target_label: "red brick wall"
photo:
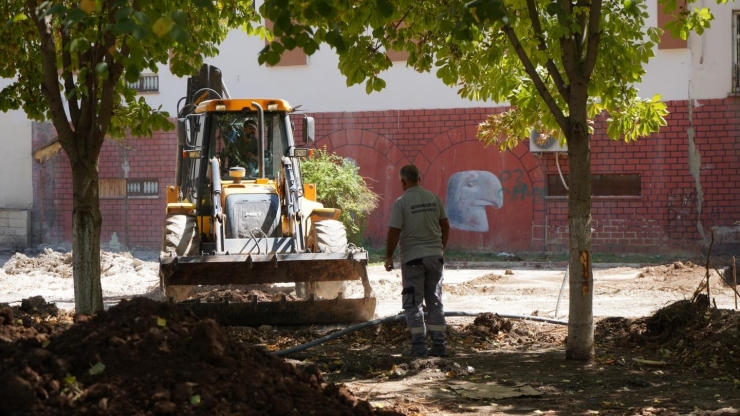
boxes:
[31,97,740,255]
[538,97,740,255]
[31,127,178,250]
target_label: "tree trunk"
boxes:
[71,155,104,314]
[565,115,595,362]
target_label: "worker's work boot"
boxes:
[402,332,428,358]
[428,330,449,357]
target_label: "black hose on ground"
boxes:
[271,312,567,357]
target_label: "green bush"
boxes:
[300,148,379,245]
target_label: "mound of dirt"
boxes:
[1,249,152,280]
[595,296,740,378]
[0,297,403,416]
[193,285,299,303]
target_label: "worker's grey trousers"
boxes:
[401,256,446,355]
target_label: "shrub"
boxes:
[300,148,379,245]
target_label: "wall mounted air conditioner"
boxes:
[529,129,568,153]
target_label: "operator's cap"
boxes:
[244,119,258,128]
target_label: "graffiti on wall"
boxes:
[665,189,699,241]
[665,188,718,239]
[446,171,504,232]
[499,169,546,201]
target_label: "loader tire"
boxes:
[296,220,349,299]
[160,214,199,302]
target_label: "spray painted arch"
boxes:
[313,126,546,251]
[314,129,410,245]
[412,125,546,252]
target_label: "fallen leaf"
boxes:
[89,362,106,376]
[64,374,77,385]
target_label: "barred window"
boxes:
[547,174,641,197]
[127,74,159,93]
[99,178,159,199]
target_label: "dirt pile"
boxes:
[193,285,299,303]
[1,249,152,280]
[0,297,403,416]
[595,295,740,379]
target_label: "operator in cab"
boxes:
[222,119,259,178]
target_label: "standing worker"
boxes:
[385,165,451,358]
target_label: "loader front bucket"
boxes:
[159,252,377,326]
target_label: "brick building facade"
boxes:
[30,97,740,255]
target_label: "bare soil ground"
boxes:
[1,249,739,415]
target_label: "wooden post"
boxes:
[733,256,737,311]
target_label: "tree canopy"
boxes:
[258,0,723,145]
[0,0,262,314]
[258,0,728,361]
[1,0,263,138]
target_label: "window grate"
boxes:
[127,74,159,93]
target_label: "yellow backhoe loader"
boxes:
[159,64,376,325]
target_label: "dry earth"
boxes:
[1,248,740,415]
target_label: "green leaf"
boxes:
[69,37,90,53]
[115,7,133,21]
[303,39,319,55]
[12,13,28,23]
[95,62,109,80]
[193,0,216,10]
[373,77,386,92]
[64,9,88,29]
[153,17,175,37]
[271,40,285,55]
[282,36,297,50]
[114,18,136,35]
[89,362,106,376]
[169,26,189,43]
[171,10,188,26]
[376,0,395,18]
[125,66,141,83]
[191,395,201,405]
[157,316,167,327]
[316,0,335,18]
[265,51,281,66]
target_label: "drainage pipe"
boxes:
[271,312,567,357]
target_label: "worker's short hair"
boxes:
[400,165,420,183]
[244,119,258,128]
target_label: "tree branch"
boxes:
[558,0,578,82]
[98,0,128,140]
[525,0,570,102]
[60,29,80,124]
[27,0,74,152]
[501,25,568,130]
[582,0,602,78]
[76,45,94,140]
[574,1,587,59]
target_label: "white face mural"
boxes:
[445,171,504,232]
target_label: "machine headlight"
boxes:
[293,148,314,157]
